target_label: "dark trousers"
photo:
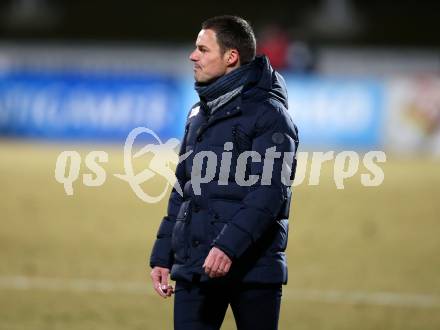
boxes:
[174,280,282,330]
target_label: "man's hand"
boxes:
[150,266,174,298]
[203,246,232,278]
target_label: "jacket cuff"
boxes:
[212,222,253,260]
[149,258,172,269]
[149,237,173,269]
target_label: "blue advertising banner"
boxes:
[0,71,188,141]
[0,70,384,149]
[284,75,384,149]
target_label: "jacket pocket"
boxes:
[269,219,289,253]
[171,201,191,262]
[207,199,243,244]
[232,124,252,153]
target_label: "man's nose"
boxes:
[189,50,198,62]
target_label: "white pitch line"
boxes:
[283,289,440,308]
[0,275,439,308]
[0,276,148,294]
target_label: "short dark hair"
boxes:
[202,15,256,65]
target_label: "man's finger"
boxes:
[156,283,167,297]
[213,264,227,277]
[217,259,230,277]
[207,256,218,276]
[151,268,168,298]
[203,251,214,274]
[209,252,225,277]
[160,270,170,298]
[153,276,166,297]
[166,285,174,297]
[203,249,214,268]
[223,261,232,273]
[209,255,223,277]
[150,269,160,287]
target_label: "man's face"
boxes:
[189,29,228,83]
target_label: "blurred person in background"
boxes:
[257,25,290,70]
[149,15,298,330]
[257,24,316,73]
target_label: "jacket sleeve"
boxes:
[212,103,299,260]
[149,124,189,269]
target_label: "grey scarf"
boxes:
[194,62,252,114]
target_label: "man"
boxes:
[150,15,299,330]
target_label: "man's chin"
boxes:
[194,75,219,85]
[194,75,207,84]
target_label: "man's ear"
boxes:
[225,49,240,67]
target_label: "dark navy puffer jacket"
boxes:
[149,56,299,284]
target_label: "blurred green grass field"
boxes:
[1,140,439,330]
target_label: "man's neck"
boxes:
[224,63,241,76]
